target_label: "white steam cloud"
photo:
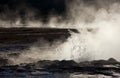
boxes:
[46,1,120,61]
[1,0,120,64]
[66,1,120,61]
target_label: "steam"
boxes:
[48,0,120,61]
[1,0,120,64]
[66,0,120,61]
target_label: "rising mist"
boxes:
[0,0,120,64]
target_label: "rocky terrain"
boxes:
[0,58,120,78]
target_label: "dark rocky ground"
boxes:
[0,58,120,77]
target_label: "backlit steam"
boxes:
[1,0,120,64]
[67,0,120,61]
[48,0,120,61]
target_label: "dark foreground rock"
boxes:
[0,58,120,77]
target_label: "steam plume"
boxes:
[1,0,120,64]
